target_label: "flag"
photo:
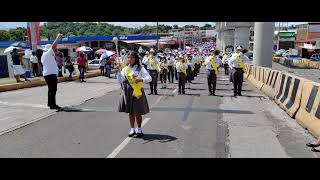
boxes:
[27,22,32,50]
[35,22,41,46]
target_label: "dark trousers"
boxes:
[78,66,85,80]
[174,67,178,80]
[229,68,233,82]
[148,70,158,94]
[44,74,58,107]
[160,71,167,83]
[224,64,229,75]
[106,64,112,77]
[194,63,200,76]
[58,65,63,77]
[232,68,244,95]
[167,66,174,83]
[178,72,186,93]
[206,70,217,94]
[32,63,39,77]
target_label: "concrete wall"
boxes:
[234,27,250,49]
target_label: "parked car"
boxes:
[88,59,101,70]
[310,53,320,61]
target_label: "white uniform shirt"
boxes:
[175,61,188,72]
[143,56,160,70]
[30,55,38,64]
[167,56,175,66]
[118,65,152,84]
[41,48,58,76]
[205,55,221,70]
[229,53,249,69]
[222,54,231,64]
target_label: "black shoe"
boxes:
[148,92,153,95]
[311,147,320,152]
[182,91,185,95]
[209,93,213,96]
[50,105,63,110]
[136,132,144,138]
[238,93,242,96]
[306,143,320,148]
[154,91,158,95]
[234,93,237,97]
[212,93,216,96]
[128,131,136,137]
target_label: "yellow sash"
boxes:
[177,62,187,76]
[118,57,124,69]
[209,56,219,76]
[235,56,247,73]
[160,62,169,73]
[150,57,160,72]
[124,66,143,98]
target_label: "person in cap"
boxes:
[118,51,152,137]
[176,55,188,95]
[142,48,160,95]
[185,51,195,89]
[41,34,64,110]
[205,49,221,96]
[167,51,175,83]
[159,54,168,89]
[229,48,249,96]
[142,51,149,70]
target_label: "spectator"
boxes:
[55,52,63,77]
[65,56,74,81]
[99,58,106,76]
[30,52,39,77]
[105,56,112,78]
[10,48,30,82]
[76,52,87,82]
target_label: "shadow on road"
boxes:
[58,107,113,112]
[138,134,178,144]
[151,107,254,114]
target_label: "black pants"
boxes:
[58,65,63,77]
[160,70,167,83]
[224,64,229,75]
[44,74,58,107]
[178,72,186,94]
[229,68,233,82]
[232,68,244,95]
[148,70,158,94]
[194,63,200,76]
[174,67,178,80]
[206,70,217,94]
[167,66,174,83]
[78,66,85,80]
[32,63,39,77]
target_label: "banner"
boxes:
[35,22,41,46]
[26,22,32,50]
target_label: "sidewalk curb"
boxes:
[0,70,102,92]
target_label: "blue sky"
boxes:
[0,22,307,30]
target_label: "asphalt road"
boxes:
[0,67,318,158]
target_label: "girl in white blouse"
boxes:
[118,51,152,137]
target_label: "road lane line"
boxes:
[106,86,178,158]
[107,117,151,158]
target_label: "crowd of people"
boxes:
[114,42,251,137]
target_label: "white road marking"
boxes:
[107,117,151,158]
[0,117,11,121]
[0,101,47,109]
[107,86,178,158]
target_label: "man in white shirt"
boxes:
[142,48,160,95]
[167,51,175,83]
[41,33,63,110]
[229,48,249,96]
[205,49,221,96]
[30,52,39,77]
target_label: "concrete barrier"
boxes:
[274,73,310,117]
[295,81,320,138]
[247,66,264,90]
[261,69,282,98]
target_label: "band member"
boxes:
[142,48,160,95]
[205,49,221,96]
[118,51,152,137]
